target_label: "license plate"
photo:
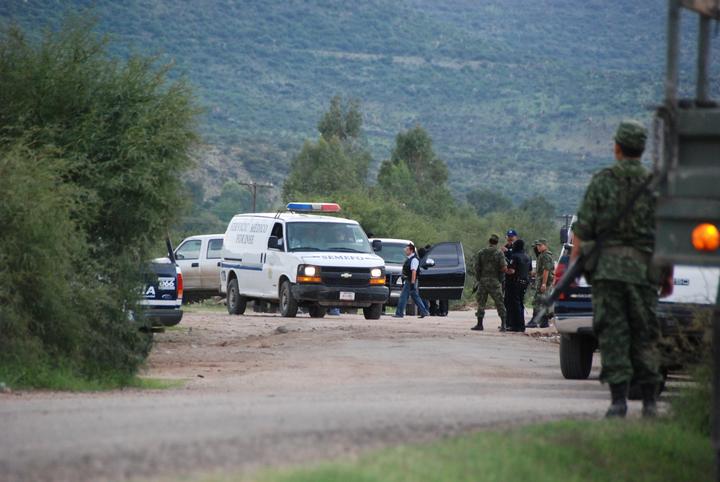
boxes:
[339,291,355,301]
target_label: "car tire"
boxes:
[560,334,594,379]
[280,280,298,318]
[363,303,383,320]
[308,305,326,318]
[406,303,417,316]
[227,279,247,315]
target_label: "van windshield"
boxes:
[286,222,373,253]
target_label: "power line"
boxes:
[238,181,274,213]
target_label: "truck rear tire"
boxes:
[227,279,247,315]
[280,280,298,318]
[308,305,326,318]
[560,334,594,379]
[363,303,383,320]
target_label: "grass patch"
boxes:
[0,362,184,392]
[183,300,228,313]
[235,420,712,482]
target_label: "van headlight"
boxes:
[297,265,321,283]
[369,267,386,285]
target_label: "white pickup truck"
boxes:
[174,234,224,302]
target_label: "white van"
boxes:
[220,203,389,319]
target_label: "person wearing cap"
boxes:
[527,239,554,328]
[394,243,430,319]
[505,239,532,331]
[472,234,510,331]
[501,229,519,327]
[571,119,662,419]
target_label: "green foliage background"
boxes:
[3,0,717,215]
[0,18,198,386]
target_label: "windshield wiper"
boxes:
[290,246,322,251]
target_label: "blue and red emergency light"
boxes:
[286,202,341,212]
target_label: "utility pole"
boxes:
[238,181,273,213]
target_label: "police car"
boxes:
[139,241,184,327]
[220,203,389,319]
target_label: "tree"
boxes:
[317,95,362,141]
[378,125,448,187]
[466,188,513,216]
[518,195,557,221]
[283,97,371,201]
[377,125,454,217]
[0,16,198,385]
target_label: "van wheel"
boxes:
[227,279,247,315]
[406,304,417,316]
[308,305,326,318]
[280,281,298,317]
[363,303,383,320]
[559,334,594,379]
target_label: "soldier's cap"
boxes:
[531,239,539,246]
[535,238,548,246]
[506,229,517,237]
[614,120,647,150]
[489,234,500,243]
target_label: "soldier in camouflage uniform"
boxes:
[571,120,662,418]
[472,234,510,331]
[527,239,554,328]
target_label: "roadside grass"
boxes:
[183,300,227,313]
[231,419,712,482]
[0,363,183,392]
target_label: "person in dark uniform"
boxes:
[505,239,532,331]
[501,229,519,326]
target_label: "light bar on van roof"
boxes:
[286,202,341,212]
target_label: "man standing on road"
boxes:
[527,239,554,328]
[394,243,430,318]
[571,120,662,418]
[505,239,532,332]
[472,234,510,331]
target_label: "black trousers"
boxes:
[505,281,528,331]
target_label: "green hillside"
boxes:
[1,0,715,212]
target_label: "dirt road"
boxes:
[1,309,624,481]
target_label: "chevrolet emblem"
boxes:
[340,272,352,279]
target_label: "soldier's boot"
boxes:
[605,383,628,418]
[471,318,484,331]
[539,313,551,329]
[641,383,658,418]
[498,317,507,332]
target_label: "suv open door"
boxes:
[418,242,466,300]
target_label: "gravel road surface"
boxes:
[0,309,643,481]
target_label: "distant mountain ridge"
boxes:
[2,0,715,212]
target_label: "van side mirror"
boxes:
[268,236,283,250]
[559,227,569,245]
[372,239,382,252]
[422,258,435,269]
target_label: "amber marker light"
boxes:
[691,223,720,252]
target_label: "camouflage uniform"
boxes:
[573,121,662,388]
[531,242,554,324]
[474,239,507,329]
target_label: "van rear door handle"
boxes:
[192,262,199,268]
[217,262,221,267]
